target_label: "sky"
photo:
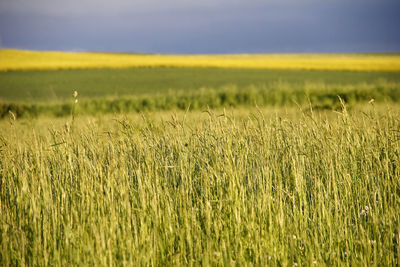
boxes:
[0,0,399,54]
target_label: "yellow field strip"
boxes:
[1,49,400,72]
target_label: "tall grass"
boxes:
[1,106,399,265]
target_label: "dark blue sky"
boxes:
[0,0,399,53]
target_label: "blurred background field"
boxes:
[1,67,400,103]
[0,53,399,119]
[1,49,400,72]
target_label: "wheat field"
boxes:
[1,105,400,265]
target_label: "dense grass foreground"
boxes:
[1,107,400,265]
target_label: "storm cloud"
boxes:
[0,0,399,53]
